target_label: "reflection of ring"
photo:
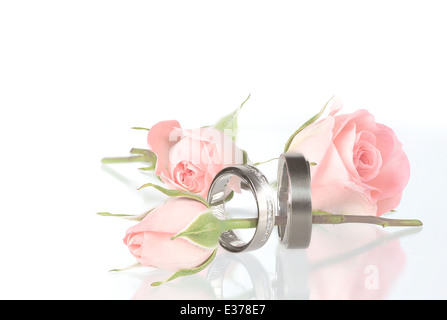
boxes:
[207,165,275,252]
[206,253,273,300]
[277,153,312,248]
[275,246,309,299]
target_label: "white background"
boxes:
[1,1,446,299]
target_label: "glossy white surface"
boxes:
[1,1,446,299]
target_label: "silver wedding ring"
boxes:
[207,153,312,252]
[277,153,312,248]
[207,165,275,252]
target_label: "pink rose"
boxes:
[288,100,410,216]
[147,120,244,197]
[123,197,214,271]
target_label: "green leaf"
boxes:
[213,94,251,141]
[284,95,334,152]
[171,211,223,248]
[131,126,150,131]
[109,262,141,272]
[101,148,156,165]
[101,155,147,164]
[96,212,133,217]
[138,164,156,171]
[151,249,217,286]
[137,182,210,207]
[225,190,235,202]
[130,148,151,155]
[96,208,154,221]
[242,149,249,165]
[130,148,157,164]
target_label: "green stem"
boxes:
[311,213,423,227]
[218,212,422,230]
[101,155,146,164]
[222,218,258,231]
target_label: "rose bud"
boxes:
[123,197,216,272]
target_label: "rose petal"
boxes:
[353,139,382,182]
[288,115,335,175]
[139,232,213,271]
[168,134,203,168]
[147,120,182,176]
[227,175,242,194]
[369,143,410,203]
[313,143,378,202]
[172,161,205,192]
[333,109,377,140]
[328,95,343,116]
[124,198,208,235]
[332,121,359,182]
[376,192,403,216]
[124,233,144,260]
[311,185,377,216]
[371,123,398,168]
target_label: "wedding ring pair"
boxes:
[207,153,312,252]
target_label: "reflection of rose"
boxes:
[123,197,214,271]
[147,120,243,197]
[307,224,406,300]
[288,101,410,216]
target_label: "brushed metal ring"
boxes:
[277,153,312,248]
[207,165,275,252]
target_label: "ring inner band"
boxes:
[207,166,274,253]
